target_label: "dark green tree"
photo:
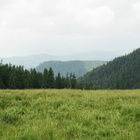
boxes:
[70,73,77,89]
[48,67,54,88]
[8,67,17,89]
[65,73,71,88]
[55,72,62,89]
[42,68,49,88]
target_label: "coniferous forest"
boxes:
[78,48,140,89]
[0,48,140,90]
[0,62,77,89]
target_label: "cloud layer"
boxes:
[0,0,140,57]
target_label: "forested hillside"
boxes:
[0,62,77,89]
[78,48,140,89]
[1,48,139,90]
[0,51,118,69]
[36,61,106,78]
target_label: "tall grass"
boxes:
[0,89,140,139]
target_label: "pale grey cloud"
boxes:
[132,1,140,19]
[0,0,139,57]
[75,6,114,28]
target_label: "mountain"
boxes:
[60,50,123,61]
[78,48,140,89]
[0,50,122,69]
[0,54,57,69]
[36,61,106,78]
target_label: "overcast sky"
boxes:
[0,0,140,57]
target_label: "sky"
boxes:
[0,0,140,57]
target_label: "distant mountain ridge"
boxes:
[78,48,140,89]
[0,54,56,69]
[0,50,122,69]
[36,60,106,78]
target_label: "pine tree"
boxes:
[48,67,54,88]
[42,68,49,88]
[71,73,77,89]
[8,68,17,89]
[55,72,62,89]
[65,73,71,88]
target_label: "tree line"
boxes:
[0,62,78,89]
[2,48,139,90]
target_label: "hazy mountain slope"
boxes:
[78,48,140,89]
[36,61,106,78]
[61,51,123,61]
[0,50,121,69]
[0,54,57,69]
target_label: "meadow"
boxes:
[0,89,140,140]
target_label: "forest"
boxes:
[36,60,106,78]
[78,48,140,89]
[0,62,77,89]
[0,48,140,90]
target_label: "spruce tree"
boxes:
[48,67,54,88]
[42,68,49,88]
[55,72,62,89]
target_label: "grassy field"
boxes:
[0,89,140,140]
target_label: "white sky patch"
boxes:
[0,0,139,57]
[75,6,114,28]
[132,2,140,19]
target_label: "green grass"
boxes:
[0,89,140,140]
